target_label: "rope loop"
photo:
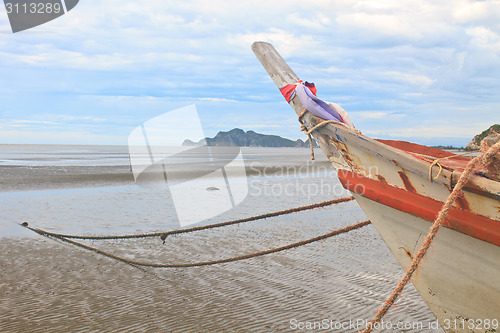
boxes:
[20,196,369,269]
[25,220,371,268]
[428,150,479,182]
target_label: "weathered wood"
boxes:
[251,42,305,118]
[251,42,299,88]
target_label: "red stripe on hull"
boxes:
[338,170,500,247]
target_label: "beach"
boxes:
[0,145,442,332]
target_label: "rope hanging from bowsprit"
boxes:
[25,220,371,268]
[24,196,355,240]
[20,196,371,268]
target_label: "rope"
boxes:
[303,120,350,135]
[481,139,500,181]
[21,196,355,241]
[361,140,500,333]
[298,108,350,161]
[428,150,479,182]
[24,220,371,268]
[299,108,316,160]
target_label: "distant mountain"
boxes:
[183,128,317,148]
[465,124,500,151]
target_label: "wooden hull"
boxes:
[355,194,500,332]
[252,41,500,332]
[316,124,500,332]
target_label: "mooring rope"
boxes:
[23,220,371,268]
[22,196,354,241]
[298,108,317,160]
[361,140,500,333]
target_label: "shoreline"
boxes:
[0,159,334,193]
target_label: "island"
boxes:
[465,124,500,151]
[183,128,318,148]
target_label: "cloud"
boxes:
[53,115,108,122]
[12,120,62,125]
[350,111,405,120]
[0,0,498,145]
[364,122,493,139]
[381,71,435,87]
[466,26,500,51]
[194,97,239,103]
[228,28,319,58]
[5,48,203,71]
[453,0,500,27]
[239,124,281,128]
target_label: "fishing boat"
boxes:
[252,42,500,332]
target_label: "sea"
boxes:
[0,144,442,332]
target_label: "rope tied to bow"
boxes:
[298,108,351,161]
[24,220,371,268]
[20,196,372,269]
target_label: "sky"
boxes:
[0,0,499,147]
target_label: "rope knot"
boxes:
[160,233,168,244]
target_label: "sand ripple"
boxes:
[1,206,440,332]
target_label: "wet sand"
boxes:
[0,145,442,332]
[1,204,441,332]
[0,165,135,192]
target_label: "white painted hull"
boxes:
[354,194,500,332]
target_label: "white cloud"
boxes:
[453,0,500,26]
[12,120,61,125]
[337,12,421,40]
[365,122,494,139]
[228,28,319,58]
[53,115,108,122]
[466,26,500,51]
[381,71,435,87]
[240,124,281,128]
[286,13,331,29]
[350,111,402,120]
[0,0,499,145]
[194,97,239,103]
[6,48,203,71]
